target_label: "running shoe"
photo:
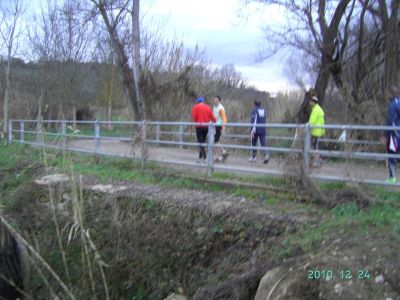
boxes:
[385,177,397,184]
[248,156,256,162]
[222,152,229,162]
[214,157,223,163]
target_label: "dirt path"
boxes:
[66,139,390,182]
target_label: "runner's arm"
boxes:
[250,110,257,137]
[220,108,227,130]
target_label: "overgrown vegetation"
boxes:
[1,144,400,298]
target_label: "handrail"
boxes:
[8,119,400,187]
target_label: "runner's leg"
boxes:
[259,134,269,162]
[195,128,202,159]
[252,133,259,158]
[196,127,207,159]
[311,137,320,167]
[388,149,397,178]
[200,127,208,159]
[214,126,222,160]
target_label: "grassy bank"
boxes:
[1,144,399,298]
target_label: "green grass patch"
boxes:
[212,171,285,187]
[0,144,30,166]
[332,202,400,230]
[375,187,400,207]
[0,144,42,204]
[278,201,400,259]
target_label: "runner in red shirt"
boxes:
[192,97,216,164]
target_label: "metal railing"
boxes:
[8,119,400,187]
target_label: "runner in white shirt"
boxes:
[213,96,229,162]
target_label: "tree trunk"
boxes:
[384,0,400,92]
[107,71,114,131]
[2,59,11,143]
[131,0,147,163]
[36,90,43,144]
[72,105,77,130]
[314,53,332,106]
[96,1,144,121]
[131,0,145,121]
[297,91,313,123]
[313,0,351,106]
[107,99,112,131]
[37,90,42,120]
[56,104,63,130]
[95,0,147,161]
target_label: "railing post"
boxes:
[61,120,66,151]
[94,120,100,154]
[207,122,215,176]
[20,120,24,143]
[179,125,184,149]
[303,123,310,175]
[156,123,160,145]
[8,120,12,144]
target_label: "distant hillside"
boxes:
[0,58,274,123]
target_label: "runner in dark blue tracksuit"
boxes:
[249,100,269,164]
[385,95,400,183]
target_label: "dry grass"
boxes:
[2,160,298,299]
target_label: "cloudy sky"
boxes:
[141,0,291,93]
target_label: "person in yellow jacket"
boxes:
[309,96,325,167]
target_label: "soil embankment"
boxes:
[0,150,399,299]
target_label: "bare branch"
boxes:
[317,0,328,37]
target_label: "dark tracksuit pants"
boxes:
[387,138,400,178]
[251,133,268,157]
[196,127,208,159]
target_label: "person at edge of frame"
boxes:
[249,100,269,164]
[212,95,229,162]
[191,97,216,165]
[381,84,400,184]
[309,95,325,168]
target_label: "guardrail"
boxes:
[8,119,400,187]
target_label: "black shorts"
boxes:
[214,126,222,143]
[311,137,319,150]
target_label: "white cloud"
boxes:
[236,60,294,93]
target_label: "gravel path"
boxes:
[66,139,389,183]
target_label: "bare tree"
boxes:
[89,0,147,160]
[28,1,58,130]
[90,0,145,121]
[28,0,95,129]
[346,0,400,123]
[245,0,399,124]
[217,64,244,89]
[95,35,124,130]
[55,0,95,128]
[0,0,27,142]
[244,0,355,121]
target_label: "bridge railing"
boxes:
[8,119,400,187]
